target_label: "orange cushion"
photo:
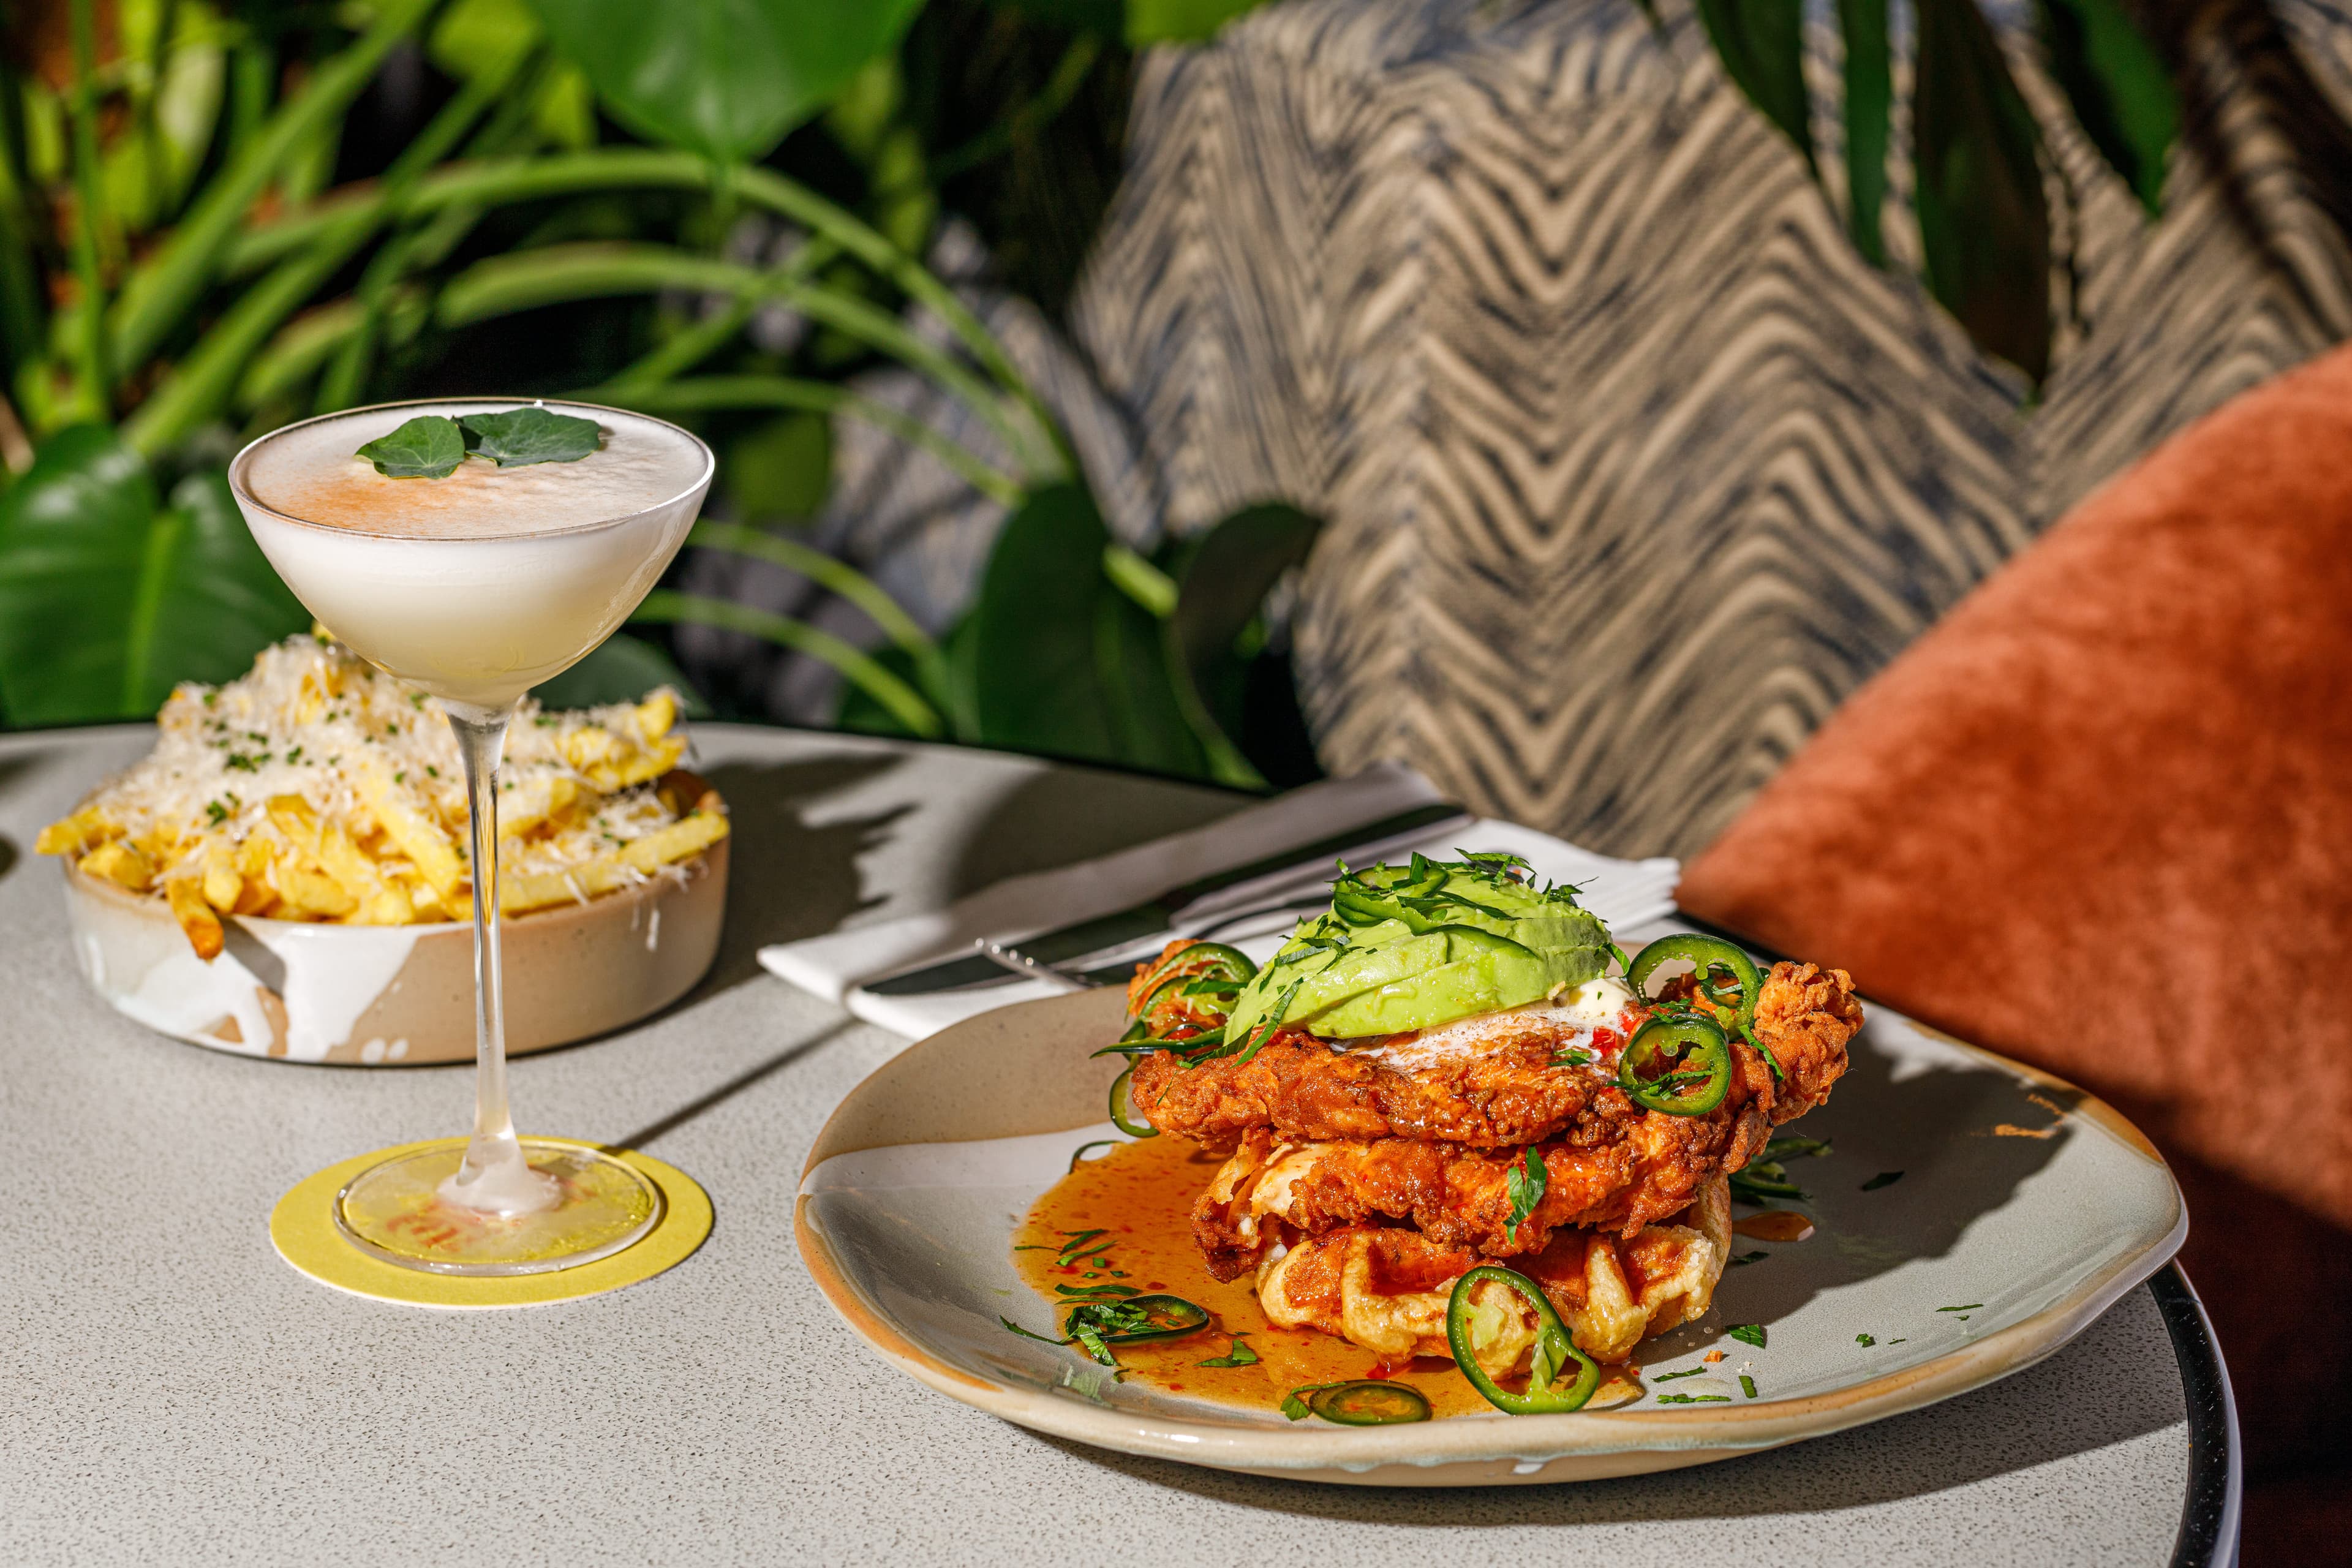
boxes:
[1678,342,2352,1476]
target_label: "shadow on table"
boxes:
[1022,1285,2182,1522]
[947,765,1253,903]
[696,753,912,998]
[1635,1030,2083,1348]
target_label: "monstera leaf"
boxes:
[528,0,927,163]
[0,426,307,726]
[960,483,1204,775]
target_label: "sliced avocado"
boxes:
[1224,853,1611,1041]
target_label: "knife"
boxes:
[859,801,1469,997]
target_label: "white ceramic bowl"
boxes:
[61,820,726,1066]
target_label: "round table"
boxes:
[0,723,2237,1566]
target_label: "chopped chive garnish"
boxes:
[1936,1303,1983,1313]
[1656,1393,1731,1404]
[1740,1374,1758,1398]
[1861,1171,1904,1191]
[999,1317,1067,1346]
[1653,1367,1708,1382]
[1727,1324,1765,1348]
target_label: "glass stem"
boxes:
[440,703,557,1216]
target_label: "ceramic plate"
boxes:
[796,943,2184,1485]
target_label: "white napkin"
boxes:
[759,762,1681,1040]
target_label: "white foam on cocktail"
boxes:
[243,402,705,538]
[232,401,713,712]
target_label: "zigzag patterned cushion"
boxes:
[1071,0,2352,854]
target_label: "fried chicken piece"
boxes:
[1133,960,1859,1150]
[1748,960,1862,1123]
[1190,1091,1762,1280]
[1256,1178,1730,1366]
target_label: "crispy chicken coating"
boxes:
[1134,960,1860,1150]
[1189,1096,1762,1280]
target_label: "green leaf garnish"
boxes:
[1740,1374,1758,1399]
[1197,1336,1260,1368]
[1855,1333,1877,1346]
[1652,1366,1708,1382]
[1655,1393,1731,1404]
[1281,1382,1343,1420]
[1728,1323,1766,1349]
[1936,1303,1983,1313]
[355,415,466,478]
[1505,1145,1548,1234]
[1861,1170,1905,1191]
[458,406,603,467]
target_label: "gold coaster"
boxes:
[270,1137,712,1308]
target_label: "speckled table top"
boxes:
[2,723,2197,1566]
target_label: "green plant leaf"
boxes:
[726,412,832,522]
[355,415,467,478]
[1126,0,1271,43]
[1837,0,1893,266]
[532,633,709,715]
[0,428,306,724]
[1914,0,2052,383]
[962,482,1204,774]
[2035,0,2178,214]
[527,0,927,163]
[460,406,603,467]
[1165,501,1319,788]
[1695,0,1816,173]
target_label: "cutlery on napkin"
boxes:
[758,762,1680,1040]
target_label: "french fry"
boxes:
[636,691,676,740]
[500,811,729,913]
[36,807,118,857]
[165,876,225,961]
[232,837,279,914]
[354,764,465,897]
[81,840,154,891]
[316,823,414,925]
[274,862,358,919]
[201,837,242,913]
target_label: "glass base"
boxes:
[333,1138,663,1276]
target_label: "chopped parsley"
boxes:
[203,799,232,826]
[393,771,406,785]
[1861,1170,1904,1191]
[222,752,265,772]
[1727,1323,1765,1348]
[1740,1374,1758,1399]
[1856,1333,1876,1347]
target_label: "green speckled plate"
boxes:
[796,949,2184,1486]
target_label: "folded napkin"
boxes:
[760,762,1680,1040]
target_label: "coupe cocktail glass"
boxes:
[230,399,713,1275]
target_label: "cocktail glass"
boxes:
[230,399,714,1275]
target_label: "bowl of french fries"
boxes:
[39,635,729,1065]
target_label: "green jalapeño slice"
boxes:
[1446,1266,1602,1415]
[1617,1014,1734,1115]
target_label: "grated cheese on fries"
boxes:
[37,633,728,959]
